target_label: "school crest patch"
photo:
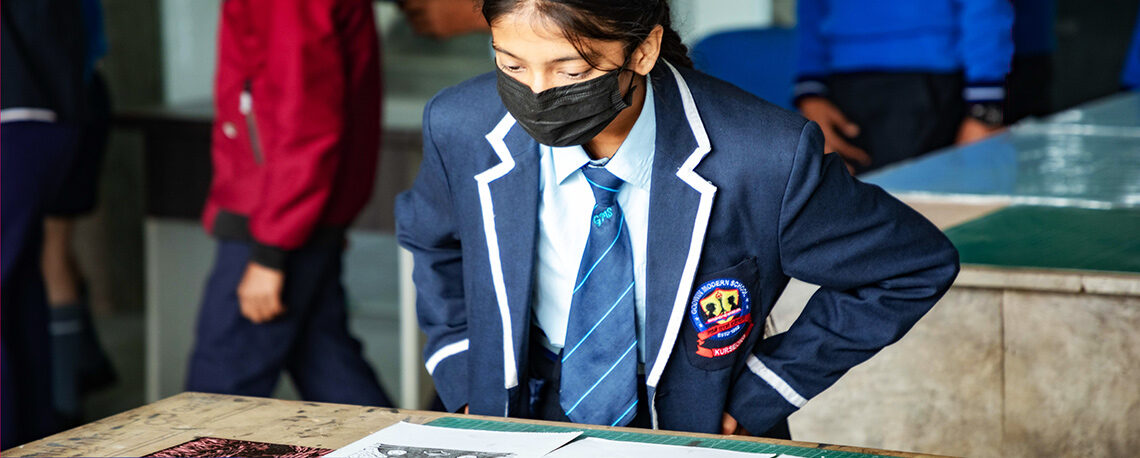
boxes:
[688,278,753,358]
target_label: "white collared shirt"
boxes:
[533,79,655,363]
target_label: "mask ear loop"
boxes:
[617,53,637,106]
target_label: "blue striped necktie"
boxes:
[559,165,639,426]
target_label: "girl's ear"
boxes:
[630,25,664,76]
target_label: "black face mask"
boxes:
[496,64,636,147]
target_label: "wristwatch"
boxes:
[967,102,1004,126]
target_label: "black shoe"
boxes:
[75,296,117,395]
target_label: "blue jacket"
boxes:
[796,0,1013,104]
[395,63,960,434]
[0,0,87,121]
[1122,8,1140,90]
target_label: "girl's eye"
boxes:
[562,68,592,80]
[500,64,524,73]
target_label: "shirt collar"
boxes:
[551,77,655,190]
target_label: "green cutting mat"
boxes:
[944,206,1140,274]
[427,417,893,457]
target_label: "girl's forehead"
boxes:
[490,10,624,65]
[491,13,579,56]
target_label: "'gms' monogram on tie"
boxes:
[592,206,614,227]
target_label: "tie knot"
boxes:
[581,166,624,206]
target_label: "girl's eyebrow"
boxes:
[491,43,584,64]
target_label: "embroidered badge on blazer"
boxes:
[688,278,753,358]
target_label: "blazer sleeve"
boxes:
[394,96,470,412]
[726,122,960,434]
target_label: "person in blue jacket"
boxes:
[396,0,960,438]
[1122,7,1140,90]
[795,0,1014,174]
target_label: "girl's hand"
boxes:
[721,412,750,436]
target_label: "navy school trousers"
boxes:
[186,240,391,407]
[1,121,80,448]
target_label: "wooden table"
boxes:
[3,392,942,458]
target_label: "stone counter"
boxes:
[782,267,1140,457]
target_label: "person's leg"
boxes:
[1,121,73,286]
[42,73,117,422]
[1,240,56,448]
[1,344,15,446]
[284,246,391,406]
[42,219,82,304]
[42,218,85,426]
[186,240,306,396]
[915,73,967,156]
[70,73,117,391]
[1,121,79,447]
[41,71,112,305]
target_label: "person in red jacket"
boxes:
[186,0,391,406]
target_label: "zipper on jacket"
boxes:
[240,80,265,164]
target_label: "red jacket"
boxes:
[202,0,380,269]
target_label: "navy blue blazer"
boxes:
[395,62,959,434]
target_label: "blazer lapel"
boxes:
[477,113,541,392]
[643,63,717,396]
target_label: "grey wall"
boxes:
[673,0,773,45]
[160,0,219,105]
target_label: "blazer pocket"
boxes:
[680,257,762,371]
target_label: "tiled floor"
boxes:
[82,309,145,423]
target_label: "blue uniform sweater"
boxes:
[1121,8,1140,90]
[796,0,1013,104]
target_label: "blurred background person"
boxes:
[1,0,87,448]
[399,0,490,39]
[1122,6,1140,90]
[41,0,119,429]
[794,0,1014,174]
[6,1,1140,455]
[1006,0,1057,122]
[184,0,392,407]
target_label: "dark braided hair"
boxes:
[481,0,693,70]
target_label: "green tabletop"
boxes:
[944,206,1140,274]
[428,417,895,458]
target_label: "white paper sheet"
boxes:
[325,422,582,458]
[545,437,789,458]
